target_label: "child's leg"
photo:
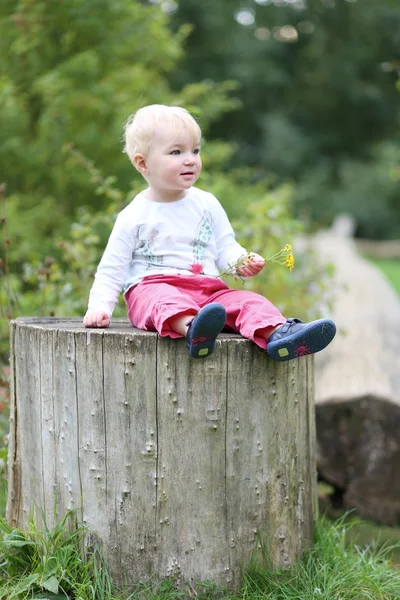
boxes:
[168,313,193,336]
[125,276,227,358]
[125,279,200,338]
[206,287,336,360]
[207,287,286,349]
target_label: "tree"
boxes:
[171,0,400,165]
[0,0,187,251]
[169,0,400,236]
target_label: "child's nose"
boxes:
[184,153,195,164]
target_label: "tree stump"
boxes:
[8,317,316,589]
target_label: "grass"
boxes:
[241,515,400,600]
[367,257,400,296]
[346,518,400,567]
[318,482,400,567]
[0,508,102,600]
[0,512,400,599]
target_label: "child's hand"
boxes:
[83,310,111,328]
[236,253,265,277]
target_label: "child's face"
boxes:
[143,121,202,201]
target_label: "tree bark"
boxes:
[8,317,316,589]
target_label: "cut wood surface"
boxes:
[312,220,400,523]
[8,317,316,589]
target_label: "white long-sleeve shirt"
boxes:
[87,187,247,316]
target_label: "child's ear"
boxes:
[132,153,148,174]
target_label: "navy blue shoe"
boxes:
[186,303,226,359]
[267,318,336,362]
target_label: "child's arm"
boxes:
[84,213,135,327]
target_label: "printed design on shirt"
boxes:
[136,224,163,268]
[191,210,212,264]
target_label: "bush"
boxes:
[295,141,400,239]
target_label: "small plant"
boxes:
[0,508,102,600]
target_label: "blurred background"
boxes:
[0,0,399,543]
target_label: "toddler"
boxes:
[83,104,336,361]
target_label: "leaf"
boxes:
[42,575,60,594]
[0,515,13,531]
[2,539,36,547]
[10,572,40,597]
[42,556,58,579]
[33,595,68,600]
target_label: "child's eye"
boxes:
[170,150,181,155]
[193,148,200,155]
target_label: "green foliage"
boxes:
[170,0,400,239]
[0,508,103,600]
[0,0,186,205]
[243,516,400,599]
[295,142,400,239]
[0,154,126,362]
[1,513,400,599]
[0,1,222,267]
[0,0,245,266]
[172,0,400,163]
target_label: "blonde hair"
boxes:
[123,105,202,162]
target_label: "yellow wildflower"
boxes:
[285,252,295,271]
[218,243,295,279]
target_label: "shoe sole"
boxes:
[267,319,336,362]
[187,303,227,359]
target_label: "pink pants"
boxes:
[125,274,286,350]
